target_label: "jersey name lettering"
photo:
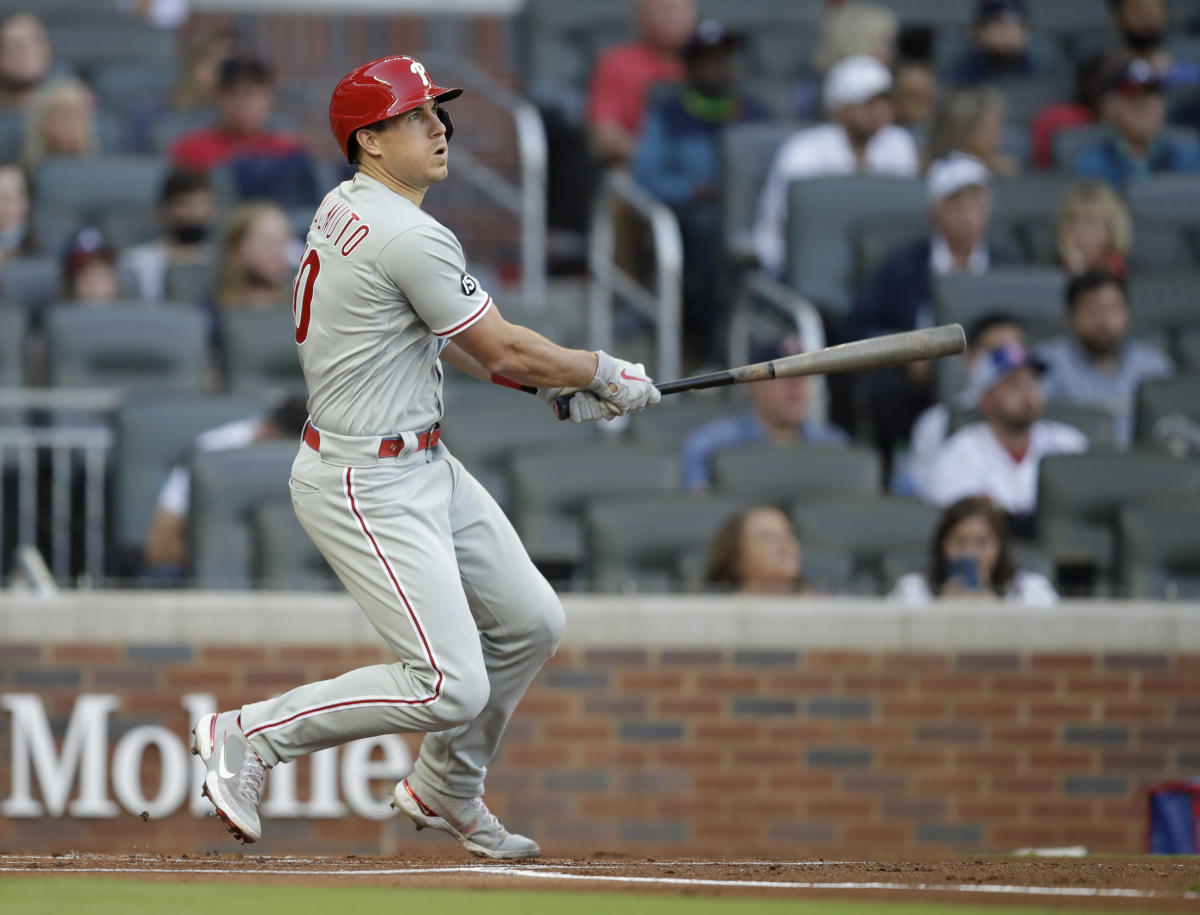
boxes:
[312,195,371,258]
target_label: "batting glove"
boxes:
[537,386,621,424]
[587,350,661,415]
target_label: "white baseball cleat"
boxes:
[391,774,541,859]
[191,711,266,844]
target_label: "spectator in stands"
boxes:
[849,154,1019,471]
[0,163,38,257]
[1055,181,1131,277]
[804,2,898,118]
[919,342,1088,526]
[927,87,1018,176]
[213,201,292,316]
[586,0,696,168]
[131,28,237,152]
[118,0,192,30]
[902,312,1026,495]
[0,12,51,111]
[1036,270,1173,447]
[60,227,120,306]
[120,168,217,302]
[633,20,768,357]
[681,338,849,492]
[1075,57,1200,189]
[21,77,97,167]
[170,56,318,208]
[1110,0,1172,75]
[752,55,919,275]
[705,504,804,595]
[1031,54,1110,170]
[889,496,1058,604]
[142,396,309,580]
[892,58,937,132]
[949,0,1037,86]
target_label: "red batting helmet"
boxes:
[328,55,463,162]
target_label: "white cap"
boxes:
[823,54,893,111]
[926,152,989,204]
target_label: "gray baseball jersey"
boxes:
[295,172,492,436]
[237,171,564,806]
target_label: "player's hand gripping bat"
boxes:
[550,323,966,420]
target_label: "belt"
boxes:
[302,420,441,458]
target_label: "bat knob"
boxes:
[553,395,571,421]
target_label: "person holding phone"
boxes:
[888,496,1057,605]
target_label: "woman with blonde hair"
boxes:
[926,86,1017,176]
[813,2,897,74]
[1055,181,1131,277]
[22,76,96,166]
[214,200,293,312]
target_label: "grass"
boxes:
[0,878,1147,915]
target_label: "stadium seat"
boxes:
[712,443,881,499]
[1126,169,1200,228]
[1053,126,1200,172]
[1118,499,1200,599]
[934,268,1067,344]
[0,307,23,385]
[586,492,753,591]
[48,24,175,69]
[510,446,680,565]
[223,308,305,395]
[44,304,208,392]
[99,205,158,249]
[89,60,178,112]
[163,261,217,304]
[0,258,59,314]
[111,393,269,574]
[628,394,734,446]
[253,499,339,590]
[1179,328,1200,371]
[1127,272,1200,338]
[35,155,167,218]
[994,75,1075,124]
[442,404,593,473]
[1135,375,1200,445]
[189,442,298,588]
[988,173,1075,259]
[786,176,926,315]
[792,495,940,589]
[879,0,971,28]
[1037,451,1200,584]
[149,109,220,154]
[0,111,21,160]
[719,122,803,260]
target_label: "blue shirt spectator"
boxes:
[681,338,849,491]
[1034,270,1173,446]
[1074,57,1200,189]
[949,0,1037,86]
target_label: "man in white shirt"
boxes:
[752,53,919,274]
[920,342,1087,525]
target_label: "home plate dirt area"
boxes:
[2,854,1199,910]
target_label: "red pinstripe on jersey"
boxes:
[242,468,443,739]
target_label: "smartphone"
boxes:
[946,555,982,590]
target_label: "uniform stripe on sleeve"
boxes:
[431,295,492,338]
[242,468,443,739]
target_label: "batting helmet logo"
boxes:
[328,56,463,162]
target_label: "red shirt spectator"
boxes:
[586,0,695,166]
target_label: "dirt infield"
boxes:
[2,854,1198,910]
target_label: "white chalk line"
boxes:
[0,863,1194,900]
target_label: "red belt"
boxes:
[303,421,441,458]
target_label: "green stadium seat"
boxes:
[36,155,167,214]
[1127,272,1200,338]
[223,308,305,395]
[163,261,217,304]
[628,395,734,446]
[0,307,23,385]
[719,122,803,261]
[1135,374,1200,445]
[713,443,881,500]
[1118,499,1200,599]
[1179,328,1200,371]
[935,269,1067,344]
[1,258,60,313]
[189,442,299,588]
[252,500,339,590]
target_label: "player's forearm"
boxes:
[439,341,491,382]
[487,324,598,388]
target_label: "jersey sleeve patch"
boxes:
[431,294,493,338]
[460,273,478,296]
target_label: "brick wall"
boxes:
[1,602,1195,856]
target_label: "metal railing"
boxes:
[420,52,548,309]
[0,389,120,586]
[587,169,684,382]
[726,269,829,423]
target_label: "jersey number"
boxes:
[292,248,321,344]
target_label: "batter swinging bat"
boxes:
[552,323,967,420]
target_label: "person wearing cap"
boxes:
[949,0,1037,86]
[170,55,318,208]
[847,153,1018,471]
[61,227,120,305]
[633,19,768,357]
[587,0,696,168]
[919,342,1088,523]
[680,336,849,492]
[1074,57,1200,189]
[752,54,918,276]
[1034,270,1173,448]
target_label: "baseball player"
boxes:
[190,55,660,858]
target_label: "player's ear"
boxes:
[355,126,380,159]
